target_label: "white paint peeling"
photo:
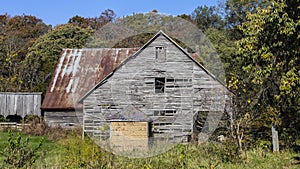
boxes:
[60,50,72,78]
[66,78,73,93]
[114,49,119,63]
[51,50,67,92]
[61,50,74,78]
[65,49,82,93]
[72,49,82,76]
[72,77,80,93]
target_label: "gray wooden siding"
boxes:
[0,92,41,118]
[83,34,231,142]
[44,110,83,129]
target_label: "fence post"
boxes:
[272,125,279,152]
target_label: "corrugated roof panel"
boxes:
[41,48,138,110]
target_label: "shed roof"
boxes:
[41,48,139,110]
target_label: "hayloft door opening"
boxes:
[155,77,165,93]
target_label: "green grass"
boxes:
[0,131,65,168]
[0,131,299,169]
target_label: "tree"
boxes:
[229,0,300,147]
[192,5,225,32]
[68,9,116,30]
[204,28,236,82]
[21,24,94,93]
[0,14,50,91]
[177,14,194,23]
[224,0,267,39]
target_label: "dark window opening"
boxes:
[99,104,118,110]
[165,78,192,89]
[153,122,172,126]
[166,78,174,82]
[165,110,176,116]
[153,110,176,117]
[154,110,165,116]
[155,46,166,61]
[155,46,163,59]
[155,77,165,93]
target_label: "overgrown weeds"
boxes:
[0,129,298,169]
[0,130,43,168]
[0,118,299,168]
[22,116,80,142]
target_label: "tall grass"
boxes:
[0,123,299,169]
[34,135,300,169]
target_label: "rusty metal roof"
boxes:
[42,31,220,110]
[41,48,139,110]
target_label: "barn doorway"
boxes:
[193,111,209,143]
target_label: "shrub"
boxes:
[0,130,43,168]
[24,115,40,123]
[22,117,48,136]
[220,138,241,163]
[60,135,110,168]
[0,115,8,122]
[22,118,71,142]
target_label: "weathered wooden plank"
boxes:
[0,94,7,117]
[44,110,83,128]
[33,94,41,116]
[272,125,279,152]
[0,93,41,118]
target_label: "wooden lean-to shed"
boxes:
[79,31,233,147]
[0,92,42,119]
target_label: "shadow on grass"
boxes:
[292,156,300,165]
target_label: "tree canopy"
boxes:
[229,0,300,146]
[192,5,225,31]
[0,14,50,91]
[68,9,116,30]
[21,24,94,93]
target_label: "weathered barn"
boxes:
[79,31,232,145]
[0,92,41,119]
[41,48,138,128]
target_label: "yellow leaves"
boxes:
[279,68,300,97]
[228,76,239,90]
[258,45,274,61]
[244,113,250,121]
[143,164,151,169]
[251,78,258,84]
[274,94,280,100]
[245,44,254,51]
[260,7,271,15]
[261,51,273,61]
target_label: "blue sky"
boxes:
[0,0,221,26]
